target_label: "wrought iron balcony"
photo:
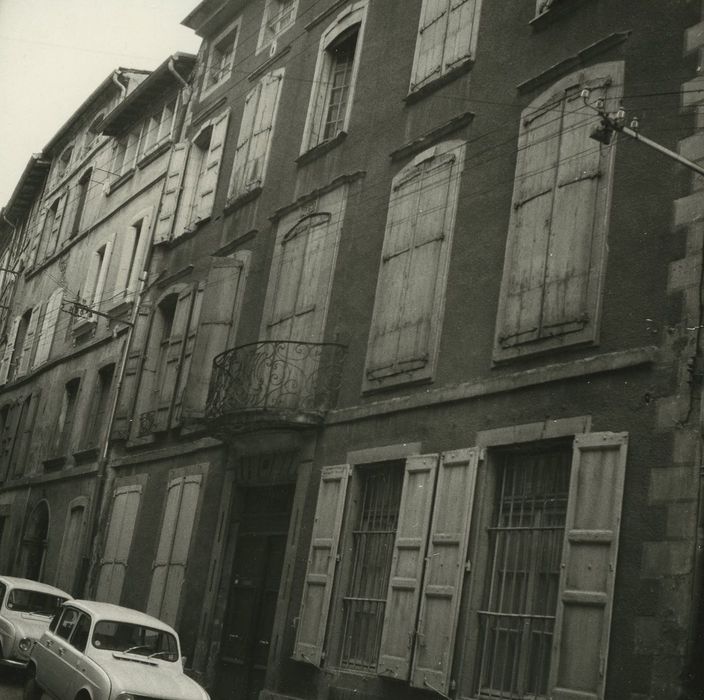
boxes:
[205,340,347,433]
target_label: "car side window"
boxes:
[70,613,91,653]
[56,608,80,640]
[0,582,6,607]
[49,609,62,633]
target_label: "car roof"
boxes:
[0,576,71,599]
[67,600,177,634]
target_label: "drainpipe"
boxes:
[111,69,127,98]
[168,56,193,141]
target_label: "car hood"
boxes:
[99,655,206,700]
[7,612,52,639]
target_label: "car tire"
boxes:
[23,674,42,700]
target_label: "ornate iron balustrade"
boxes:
[205,340,347,431]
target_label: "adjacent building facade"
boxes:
[4,1,704,699]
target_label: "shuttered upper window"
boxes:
[410,0,482,93]
[494,62,623,361]
[258,0,298,52]
[294,433,627,700]
[364,140,465,390]
[228,69,284,203]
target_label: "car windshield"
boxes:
[6,590,67,616]
[92,620,179,662]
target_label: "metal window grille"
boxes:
[339,463,403,671]
[474,447,570,699]
[323,30,357,141]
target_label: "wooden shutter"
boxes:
[154,286,197,431]
[112,302,153,439]
[170,283,205,428]
[411,447,481,694]
[196,110,230,221]
[12,389,41,475]
[33,289,63,368]
[246,69,284,190]
[155,143,190,244]
[0,316,21,384]
[56,504,87,594]
[548,432,627,700]
[293,464,351,666]
[28,209,46,268]
[16,306,40,377]
[93,238,114,311]
[229,83,261,199]
[96,484,142,604]
[412,0,448,90]
[378,454,438,679]
[47,194,66,256]
[0,404,19,481]
[180,257,246,421]
[496,99,562,348]
[542,81,609,336]
[444,0,477,68]
[148,474,202,626]
[307,53,333,148]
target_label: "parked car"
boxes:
[25,599,210,700]
[0,576,71,668]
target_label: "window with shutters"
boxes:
[9,308,34,382]
[112,125,141,181]
[76,239,113,326]
[364,140,465,391]
[258,0,298,53]
[494,62,623,361]
[202,20,240,98]
[301,1,367,154]
[96,483,143,604]
[228,69,284,203]
[54,377,81,456]
[38,195,66,261]
[138,99,178,160]
[83,364,115,449]
[146,471,203,626]
[56,499,88,595]
[69,168,92,238]
[34,288,64,368]
[409,0,482,94]
[112,215,149,304]
[10,391,40,478]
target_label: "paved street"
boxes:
[0,667,25,699]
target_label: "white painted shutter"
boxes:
[543,81,609,336]
[548,432,628,700]
[378,454,438,679]
[307,56,333,148]
[497,100,561,348]
[96,484,142,604]
[229,84,261,199]
[154,143,190,244]
[16,306,40,377]
[147,474,202,626]
[196,110,230,221]
[245,69,284,191]
[293,464,351,666]
[411,447,481,694]
[93,238,114,311]
[56,505,87,594]
[170,282,204,428]
[444,0,477,68]
[412,0,448,90]
[0,316,21,384]
[112,302,153,439]
[33,289,63,368]
[154,285,197,431]
[180,257,246,421]
[115,224,139,297]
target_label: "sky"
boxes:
[0,0,203,206]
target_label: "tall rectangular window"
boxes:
[56,377,81,455]
[202,21,239,97]
[494,62,623,361]
[258,0,298,52]
[84,364,115,448]
[69,168,92,238]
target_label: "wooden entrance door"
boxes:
[214,484,293,700]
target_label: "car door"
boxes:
[35,606,81,698]
[62,612,103,699]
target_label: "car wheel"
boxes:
[23,673,42,700]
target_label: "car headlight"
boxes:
[116,694,137,700]
[18,638,33,653]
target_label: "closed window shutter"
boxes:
[33,289,63,368]
[92,238,114,311]
[497,101,561,348]
[246,70,284,191]
[196,110,230,221]
[154,143,190,245]
[16,306,40,377]
[293,463,351,666]
[112,303,153,439]
[96,484,142,604]
[180,257,246,421]
[12,389,41,475]
[0,317,21,385]
[170,283,205,428]
[0,404,19,481]
[148,474,202,626]
[154,285,197,431]
[548,432,627,700]
[378,454,438,680]
[307,52,333,149]
[412,0,448,90]
[56,504,86,594]
[411,447,482,694]
[28,210,46,268]
[230,84,262,199]
[542,82,608,335]
[444,0,477,68]
[47,194,67,256]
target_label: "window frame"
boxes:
[201,18,241,99]
[257,0,299,54]
[300,1,368,155]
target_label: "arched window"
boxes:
[20,501,49,581]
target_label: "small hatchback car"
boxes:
[0,576,70,668]
[26,599,210,700]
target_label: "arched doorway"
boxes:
[20,501,49,581]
